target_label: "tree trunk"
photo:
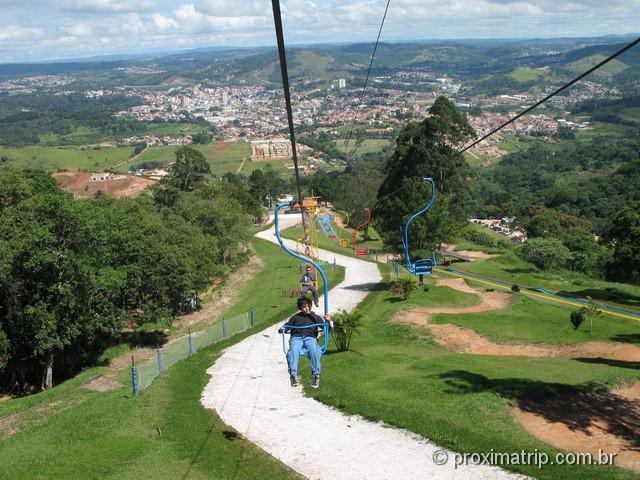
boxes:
[41,355,53,390]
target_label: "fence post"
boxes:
[222,318,228,338]
[188,328,195,355]
[250,307,256,326]
[156,348,164,372]
[333,258,336,272]
[131,355,140,396]
[131,367,139,396]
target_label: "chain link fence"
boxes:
[131,308,256,396]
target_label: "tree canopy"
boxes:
[374,96,476,250]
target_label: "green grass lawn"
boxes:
[618,107,640,122]
[0,145,135,171]
[335,138,391,156]
[127,141,252,175]
[508,67,551,83]
[429,281,640,345]
[281,222,385,262]
[0,238,343,479]
[453,251,640,311]
[497,134,532,155]
[143,122,209,137]
[311,267,640,480]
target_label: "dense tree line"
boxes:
[0,92,148,146]
[476,138,640,232]
[0,147,261,392]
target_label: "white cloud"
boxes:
[152,13,178,30]
[0,25,42,41]
[68,24,93,36]
[60,0,157,13]
[0,0,638,62]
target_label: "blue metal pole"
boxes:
[402,177,436,273]
[131,366,140,396]
[275,202,330,316]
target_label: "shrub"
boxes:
[463,228,499,247]
[331,309,363,352]
[570,310,585,330]
[511,284,520,292]
[517,237,572,270]
[390,277,417,300]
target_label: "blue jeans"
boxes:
[300,285,319,304]
[287,336,321,376]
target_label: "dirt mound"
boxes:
[455,250,498,260]
[52,171,156,198]
[395,278,512,326]
[515,381,640,473]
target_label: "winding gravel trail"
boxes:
[201,215,528,480]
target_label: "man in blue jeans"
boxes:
[300,264,319,307]
[278,297,332,388]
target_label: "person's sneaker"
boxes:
[314,301,319,307]
[290,375,299,387]
[310,374,320,389]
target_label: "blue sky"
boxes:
[1,0,638,63]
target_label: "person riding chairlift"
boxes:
[300,264,319,307]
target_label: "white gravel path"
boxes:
[201,215,529,480]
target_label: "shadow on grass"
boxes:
[119,330,168,349]
[435,370,640,446]
[574,357,640,370]
[384,296,407,303]
[557,287,640,307]
[343,282,384,292]
[505,267,538,274]
[610,334,640,344]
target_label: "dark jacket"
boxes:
[300,272,316,285]
[283,311,326,338]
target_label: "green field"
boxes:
[335,138,391,156]
[450,251,640,311]
[508,67,551,83]
[143,122,211,137]
[564,55,629,80]
[0,145,135,171]
[127,141,252,175]
[618,107,640,122]
[497,134,532,154]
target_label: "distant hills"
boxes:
[0,36,638,94]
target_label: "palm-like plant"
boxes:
[330,309,363,352]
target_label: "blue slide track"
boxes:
[316,214,338,240]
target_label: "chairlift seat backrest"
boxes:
[414,258,434,274]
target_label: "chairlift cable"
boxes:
[271,0,307,233]
[458,36,640,155]
[374,36,640,207]
[344,0,392,162]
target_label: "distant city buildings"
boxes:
[250,139,311,161]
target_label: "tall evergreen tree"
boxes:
[374,97,476,249]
